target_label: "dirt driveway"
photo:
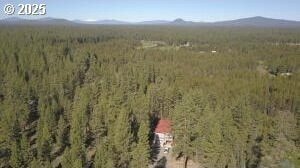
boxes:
[150,147,200,168]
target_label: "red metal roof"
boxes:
[154,119,171,133]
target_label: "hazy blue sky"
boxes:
[1,0,300,21]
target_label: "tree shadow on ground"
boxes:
[149,115,160,163]
[150,139,160,163]
[154,156,167,168]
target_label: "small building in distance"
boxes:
[154,119,173,148]
[182,41,191,47]
[280,72,292,77]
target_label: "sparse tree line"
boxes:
[0,26,299,168]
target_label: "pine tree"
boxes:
[171,91,203,168]
[130,121,149,168]
[37,115,51,161]
[9,119,24,167]
[56,115,67,148]
[9,141,23,168]
[68,86,89,167]
[200,116,225,168]
[29,158,40,168]
[61,147,73,168]
[20,133,30,166]
[94,139,113,168]
[113,108,132,168]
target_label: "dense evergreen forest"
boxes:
[0,25,299,168]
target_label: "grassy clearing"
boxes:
[138,40,188,51]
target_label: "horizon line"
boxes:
[1,16,300,23]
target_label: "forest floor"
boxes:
[150,147,200,168]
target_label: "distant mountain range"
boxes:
[0,17,75,26]
[73,19,130,25]
[1,16,300,27]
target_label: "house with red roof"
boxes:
[154,119,173,148]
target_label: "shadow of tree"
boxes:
[149,115,160,163]
[154,156,167,168]
[150,139,160,163]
